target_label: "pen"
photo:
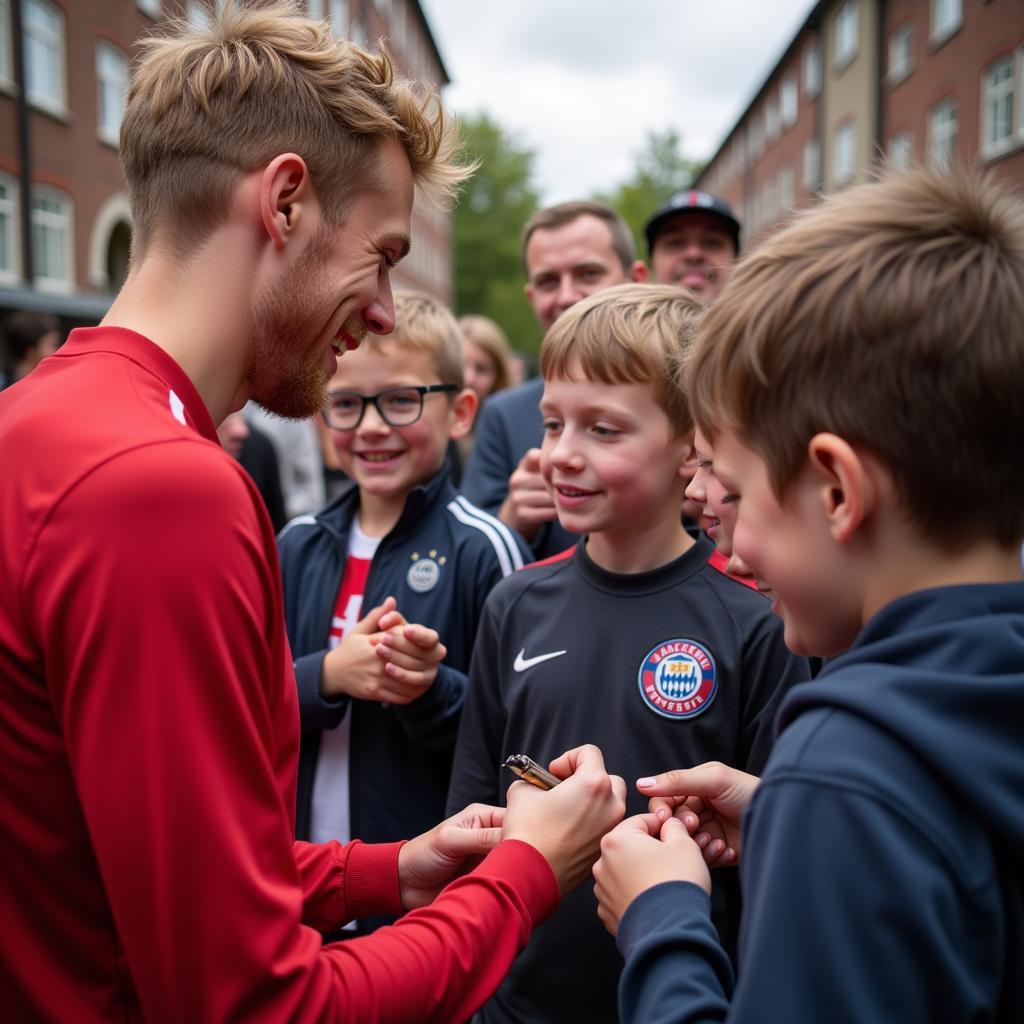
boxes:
[502,754,560,790]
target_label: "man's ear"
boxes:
[629,260,649,283]
[259,154,312,249]
[448,388,479,441]
[806,433,875,544]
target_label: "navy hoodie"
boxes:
[618,582,1024,1023]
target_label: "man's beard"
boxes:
[247,229,336,420]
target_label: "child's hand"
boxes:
[592,813,711,938]
[372,610,447,703]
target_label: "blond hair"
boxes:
[688,164,1024,548]
[122,0,472,256]
[540,283,703,436]
[458,314,512,394]
[360,291,464,387]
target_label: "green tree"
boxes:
[598,129,704,259]
[452,113,542,353]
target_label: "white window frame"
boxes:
[887,24,913,84]
[0,171,20,284]
[306,0,325,18]
[328,0,348,37]
[0,0,14,89]
[928,99,958,169]
[765,94,780,143]
[781,74,798,129]
[779,166,795,211]
[30,185,74,294]
[136,0,162,18]
[96,41,128,149]
[803,40,821,97]
[980,56,1015,160]
[803,138,821,191]
[834,1,859,70]
[833,121,856,185]
[930,0,962,47]
[888,132,914,170]
[24,0,66,117]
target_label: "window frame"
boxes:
[834,0,859,71]
[24,0,67,117]
[833,120,856,185]
[30,184,74,294]
[928,98,958,169]
[930,0,962,48]
[980,55,1016,160]
[96,40,128,149]
[0,171,20,285]
[803,40,821,97]
[887,24,913,85]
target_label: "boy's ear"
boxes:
[448,388,478,441]
[806,433,875,544]
[676,429,699,481]
[259,153,313,249]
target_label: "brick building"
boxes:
[697,0,1024,249]
[0,0,453,332]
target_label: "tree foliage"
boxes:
[597,129,704,259]
[452,113,542,353]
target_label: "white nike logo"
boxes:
[513,648,567,672]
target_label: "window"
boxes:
[833,121,856,184]
[780,75,798,128]
[803,40,821,97]
[744,192,759,238]
[1,0,13,87]
[31,186,73,292]
[187,1,227,28]
[803,138,821,190]
[96,42,128,148]
[137,0,162,17]
[888,132,914,170]
[834,1,858,69]
[306,0,325,18]
[982,57,1015,158]
[779,167,795,211]
[328,0,348,36]
[765,94,780,143]
[0,173,19,283]
[928,99,958,169]
[25,0,66,115]
[930,0,961,45]
[888,25,913,83]
[762,176,778,225]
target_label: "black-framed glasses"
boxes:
[322,384,458,431]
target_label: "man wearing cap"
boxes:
[645,190,741,302]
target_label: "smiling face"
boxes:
[326,340,472,525]
[650,212,736,301]
[246,138,414,418]
[685,429,739,554]
[711,429,863,657]
[524,215,632,332]
[539,364,693,568]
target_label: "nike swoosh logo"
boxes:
[513,648,567,672]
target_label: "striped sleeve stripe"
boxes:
[447,496,525,576]
[276,513,317,541]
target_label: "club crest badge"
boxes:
[637,639,717,720]
[406,549,445,593]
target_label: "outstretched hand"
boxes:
[397,803,505,910]
[639,761,759,867]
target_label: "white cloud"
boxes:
[419,0,816,202]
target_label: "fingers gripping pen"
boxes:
[502,754,560,791]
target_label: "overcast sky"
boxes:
[418,0,816,203]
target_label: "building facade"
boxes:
[697,0,1024,249]
[0,0,453,332]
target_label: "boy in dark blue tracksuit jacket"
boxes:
[278,293,528,934]
[594,168,1024,1022]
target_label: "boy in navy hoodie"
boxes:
[278,292,529,933]
[593,166,1024,1022]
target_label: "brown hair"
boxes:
[540,283,703,436]
[688,164,1024,548]
[122,1,472,257]
[521,200,636,276]
[458,314,512,394]
[359,291,464,388]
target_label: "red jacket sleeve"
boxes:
[30,443,557,1022]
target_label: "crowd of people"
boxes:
[1,3,1021,1022]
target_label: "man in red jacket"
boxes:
[0,4,625,1020]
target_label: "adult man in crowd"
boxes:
[645,189,741,302]
[462,201,647,558]
[0,5,624,1020]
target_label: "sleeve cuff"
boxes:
[343,839,405,919]
[618,880,710,957]
[469,839,560,928]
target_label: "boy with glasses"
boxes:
[278,292,531,934]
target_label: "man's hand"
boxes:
[593,813,710,937]
[502,744,626,894]
[498,448,557,541]
[638,761,760,867]
[398,804,505,910]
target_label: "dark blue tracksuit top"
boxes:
[617,582,1024,1023]
[277,468,529,872]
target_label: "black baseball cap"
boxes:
[645,191,741,256]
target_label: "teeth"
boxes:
[360,452,398,462]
